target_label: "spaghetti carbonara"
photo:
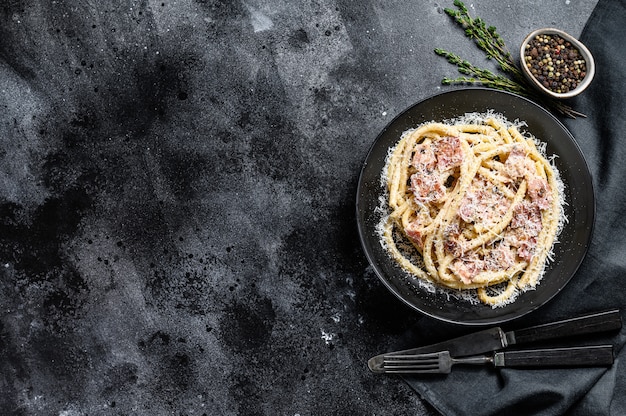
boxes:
[378,112,564,306]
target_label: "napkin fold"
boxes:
[403,1,626,414]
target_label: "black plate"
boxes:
[356,88,595,326]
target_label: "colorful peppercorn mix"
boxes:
[524,34,587,94]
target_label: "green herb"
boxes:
[436,0,585,118]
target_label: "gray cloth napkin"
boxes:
[403,1,626,414]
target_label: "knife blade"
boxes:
[368,308,621,373]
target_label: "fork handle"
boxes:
[495,345,614,368]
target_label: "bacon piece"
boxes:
[506,201,543,261]
[527,176,552,209]
[451,252,484,284]
[510,201,542,235]
[485,242,515,271]
[443,222,463,257]
[405,221,425,249]
[516,236,537,262]
[505,145,534,180]
[410,172,445,203]
[411,142,436,172]
[435,136,463,171]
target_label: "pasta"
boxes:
[378,112,564,306]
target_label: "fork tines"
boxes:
[382,351,447,374]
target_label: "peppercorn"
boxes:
[524,34,587,94]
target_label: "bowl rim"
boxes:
[520,27,595,100]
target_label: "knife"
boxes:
[368,309,622,373]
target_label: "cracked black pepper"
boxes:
[524,34,587,94]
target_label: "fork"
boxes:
[375,345,614,374]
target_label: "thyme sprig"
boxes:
[435,49,524,93]
[436,0,585,118]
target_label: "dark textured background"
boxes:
[0,1,598,415]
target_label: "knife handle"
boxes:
[495,345,614,368]
[510,309,622,345]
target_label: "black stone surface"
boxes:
[0,1,597,415]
